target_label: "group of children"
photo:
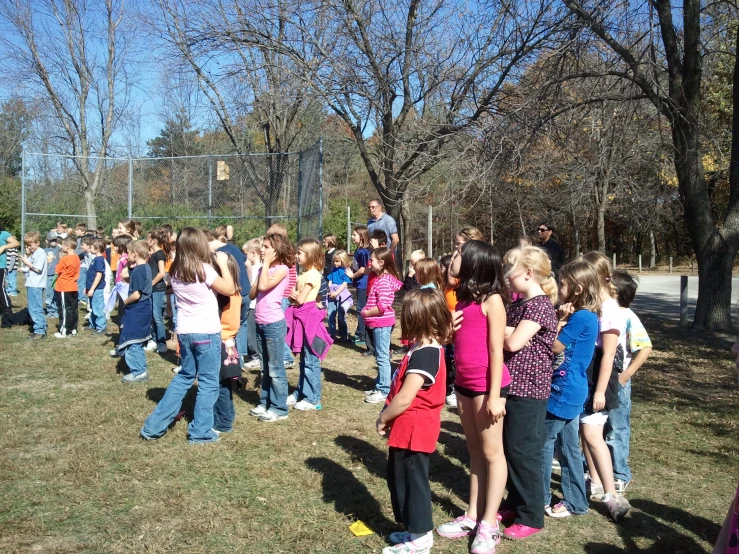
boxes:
[10,218,656,554]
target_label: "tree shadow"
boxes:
[305,456,396,535]
[323,367,375,393]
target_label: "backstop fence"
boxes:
[21,140,323,242]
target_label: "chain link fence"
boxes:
[21,141,323,242]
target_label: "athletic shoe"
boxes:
[382,532,432,554]
[144,340,157,351]
[361,351,374,357]
[157,343,168,354]
[603,493,631,521]
[588,480,604,500]
[614,479,629,495]
[364,389,375,396]
[121,372,150,384]
[27,333,46,340]
[284,361,295,369]
[552,458,561,470]
[545,502,572,518]
[502,523,543,540]
[294,399,321,411]
[110,348,119,357]
[471,520,501,554]
[171,365,182,374]
[354,339,366,346]
[258,409,288,422]
[54,331,70,339]
[244,358,261,369]
[388,531,412,545]
[71,329,77,336]
[436,514,477,538]
[249,405,267,417]
[286,393,298,407]
[445,393,458,408]
[364,390,388,404]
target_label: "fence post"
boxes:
[127,158,133,220]
[669,257,673,273]
[20,151,26,240]
[638,254,642,273]
[427,205,433,258]
[680,275,688,327]
[612,253,616,269]
[207,156,213,227]
[347,205,351,253]
[318,139,324,240]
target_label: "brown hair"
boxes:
[92,239,106,253]
[118,219,136,236]
[62,237,77,249]
[170,227,212,283]
[457,226,485,243]
[415,258,444,290]
[24,231,41,245]
[353,225,369,248]
[76,223,87,231]
[559,260,602,316]
[582,251,617,298]
[113,234,132,254]
[133,221,143,237]
[129,239,150,259]
[296,238,323,271]
[266,223,288,238]
[264,233,295,267]
[323,234,337,249]
[401,288,453,344]
[371,247,400,279]
[150,228,172,259]
[223,253,242,295]
[81,236,94,247]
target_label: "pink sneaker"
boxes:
[471,520,501,554]
[436,514,477,538]
[503,523,543,540]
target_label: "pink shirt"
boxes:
[256,264,289,324]
[454,301,512,392]
[115,253,128,283]
[172,263,221,335]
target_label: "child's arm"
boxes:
[124,290,141,305]
[152,258,166,287]
[594,331,619,411]
[87,272,103,297]
[20,255,42,274]
[504,320,542,352]
[291,283,314,306]
[361,284,385,318]
[329,280,348,298]
[257,263,287,293]
[376,374,425,435]
[210,251,236,296]
[618,347,652,385]
[484,293,507,423]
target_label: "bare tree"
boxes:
[0,0,128,228]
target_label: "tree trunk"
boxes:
[649,229,656,269]
[693,244,737,330]
[84,187,97,230]
[400,201,411,267]
[596,195,606,253]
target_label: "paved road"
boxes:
[631,274,739,323]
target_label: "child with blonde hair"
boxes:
[403,249,426,291]
[242,237,264,368]
[326,249,353,341]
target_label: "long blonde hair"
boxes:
[559,260,602,316]
[505,246,558,304]
[582,251,617,298]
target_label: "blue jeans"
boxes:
[5,269,18,295]
[236,296,249,358]
[542,413,589,514]
[168,293,178,327]
[141,332,221,443]
[606,379,632,483]
[213,379,235,432]
[280,297,294,363]
[355,288,367,339]
[256,319,289,416]
[78,267,88,305]
[327,299,347,339]
[90,289,107,332]
[151,290,166,344]
[46,275,58,316]
[297,344,322,405]
[123,342,147,376]
[371,325,392,395]
[27,287,47,335]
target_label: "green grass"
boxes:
[0,287,736,553]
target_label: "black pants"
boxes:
[387,447,433,534]
[56,291,79,334]
[500,395,548,529]
[444,344,456,396]
[247,308,258,357]
[365,327,375,355]
[0,268,10,314]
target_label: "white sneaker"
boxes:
[470,520,501,554]
[382,531,433,554]
[54,331,69,339]
[258,409,288,422]
[110,348,119,357]
[294,399,321,411]
[436,514,477,538]
[157,343,168,354]
[588,481,605,500]
[249,405,267,417]
[363,389,375,396]
[144,340,157,351]
[171,365,182,374]
[286,393,298,407]
[121,371,150,383]
[614,479,630,495]
[71,329,77,336]
[244,358,261,369]
[446,393,458,408]
[364,390,388,404]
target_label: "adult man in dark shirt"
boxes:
[537,223,564,277]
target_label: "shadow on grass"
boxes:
[584,498,720,553]
[145,385,198,423]
[234,386,260,407]
[324,367,375,393]
[305,456,396,535]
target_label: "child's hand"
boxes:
[214,251,228,267]
[486,397,506,423]
[87,290,94,298]
[263,250,276,267]
[329,291,337,298]
[290,289,299,301]
[557,302,574,321]
[592,392,606,412]
[345,268,354,279]
[451,310,464,331]
[376,417,388,436]
[618,373,630,386]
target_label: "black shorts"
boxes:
[455,384,510,399]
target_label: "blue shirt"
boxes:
[218,243,250,297]
[86,255,106,291]
[352,247,370,289]
[129,263,152,303]
[0,231,11,269]
[548,309,598,420]
[327,267,351,286]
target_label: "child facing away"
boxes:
[326,249,353,342]
[579,251,631,521]
[499,245,558,540]
[437,240,510,554]
[248,232,294,422]
[403,249,426,291]
[54,237,81,338]
[212,253,244,434]
[44,232,62,318]
[377,288,452,554]
[242,237,263,369]
[603,270,653,494]
[141,227,235,443]
[322,234,337,277]
[415,258,444,290]
[361,247,403,404]
[541,260,601,518]
[116,240,154,384]
[84,239,108,335]
[146,228,171,353]
[285,238,334,411]
[20,232,48,339]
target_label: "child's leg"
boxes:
[280,298,293,364]
[264,319,289,415]
[92,289,106,331]
[372,325,392,395]
[247,308,258,359]
[541,414,564,508]
[46,276,58,316]
[393,448,434,535]
[256,323,270,409]
[27,287,47,335]
[444,345,456,396]
[124,343,148,376]
[326,300,337,336]
[55,290,65,332]
[66,292,79,332]
[213,379,235,432]
[151,290,166,344]
[299,344,322,406]
[474,395,507,525]
[338,305,347,340]
[188,332,222,441]
[355,288,367,339]
[580,421,617,495]
[605,380,632,484]
[365,327,375,355]
[0,269,9,315]
[457,393,486,520]
[559,415,589,514]
[77,267,88,306]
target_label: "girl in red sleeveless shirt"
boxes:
[376,288,452,554]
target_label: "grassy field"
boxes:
[0,287,737,553]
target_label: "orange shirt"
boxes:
[110,250,120,274]
[220,294,242,341]
[444,285,458,312]
[164,252,173,273]
[55,253,81,292]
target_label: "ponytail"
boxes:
[505,246,558,305]
[541,274,558,304]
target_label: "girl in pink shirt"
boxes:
[437,240,509,554]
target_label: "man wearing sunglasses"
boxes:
[536,223,564,277]
[367,200,399,255]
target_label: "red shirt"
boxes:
[385,343,446,453]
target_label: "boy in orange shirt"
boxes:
[54,237,81,338]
